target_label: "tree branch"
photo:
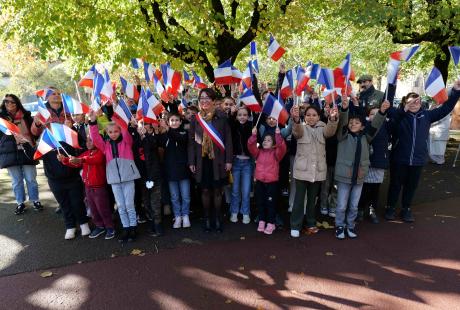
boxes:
[210,0,228,30]
[230,0,239,32]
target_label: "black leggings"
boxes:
[201,187,223,220]
[358,183,381,212]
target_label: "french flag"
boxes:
[322,88,339,105]
[153,74,169,102]
[139,89,158,124]
[50,123,80,149]
[231,66,242,84]
[307,63,321,80]
[100,70,114,103]
[61,94,89,115]
[240,89,262,112]
[295,66,312,96]
[425,67,448,104]
[390,45,420,62]
[162,64,182,97]
[280,69,294,100]
[120,77,140,102]
[251,59,259,75]
[146,88,165,116]
[318,68,334,90]
[178,98,188,115]
[214,59,233,85]
[448,46,460,66]
[241,61,253,89]
[37,98,51,124]
[192,71,207,89]
[144,62,155,83]
[338,53,354,81]
[136,88,146,120]
[183,70,193,84]
[268,35,285,62]
[262,94,289,125]
[92,72,105,99]
[250,41,259,74]
[34,129,62,160]
[387,58,400,85]
[78,65,96,88]
[196,113,225,151]
[112,98,133,130]
[250,41,257,56]
[0,118,21,135]
[131,58,144,69]
[35,88,54,100]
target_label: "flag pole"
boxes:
[254,112,263,129]
[74,81,82,102]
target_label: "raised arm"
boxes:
[427,88,460,123]
[247,128,260,159]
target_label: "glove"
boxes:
[145,181,154,189]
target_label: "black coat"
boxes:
[142,133,162,183]
[0,110,38,169]
[158,126,189,181]
[229,117,252,157]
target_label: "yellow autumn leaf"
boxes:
[326,252,334,256]
[225,299,232,304]
[40,271,53,278]
[269,255,276,260]
[238,266,245,271]
[131,249,143,256]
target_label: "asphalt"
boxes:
[1,143,460,309]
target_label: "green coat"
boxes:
[334,109,385,184]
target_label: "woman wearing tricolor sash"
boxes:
[188,88,233,233]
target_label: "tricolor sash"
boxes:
[196,114,225,151]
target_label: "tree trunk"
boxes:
[434,45,451,83]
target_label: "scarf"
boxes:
[10,110,34,146]
[200,109,215,159]
[351,132,362,185]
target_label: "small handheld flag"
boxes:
[262,94,289,125]
[112,98,133,130]
[425,67,448,104]
[192,71,208,89]
[61,94,89,115]
[37,98,51,124]
[50,123,80,148]
[0,118,21,136]
[214,59,233,85]
[120,77,140,102]
[268,35,285,61]
[131,58,144,69]
[78,65,96,88]
[448,46,460,67]
[34,129,62,160]
[35,88,54,100]
[280,69,294,100]
[240,89,262,112]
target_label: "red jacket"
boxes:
[62,149,107,188]
[247,133,286,183]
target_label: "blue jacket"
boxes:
[367,119,391,169]
[391,89,460,166]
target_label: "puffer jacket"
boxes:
[247,132,286,183]
[89,122,140,184]
[292,118,338,182]
[61,148,106,187]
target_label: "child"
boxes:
[229,106,254,224]
[248,126,287,235]
[89,110,141,243]
[385,81,460,222]
[58,134,115,239]
[158,113,191,229]
[289,105,338,238]
[334,98,390,239]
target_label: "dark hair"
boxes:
[167,112,182,121]
[262,132,276,147]
[198,88,217,101]
[401,92,420,109]
[1,94,27,114]
[348,112,366,125]
[236,105,250,114]
[223,96,236,104]
[186,105,199,113]
[305,105,321,116]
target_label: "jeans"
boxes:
[112,181,137,228]
[85,186,114,229]
[335,182,363,229]
[387,163,423,209]
[290,179,321,230]
[230,158,253,215]
[7,165,39,204]
[169,179,191,217]
[255,181,278,224]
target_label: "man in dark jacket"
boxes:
[357,75,385,111]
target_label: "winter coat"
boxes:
[158,126,189,181]
[368,118,391,169]
[61,148,107,188]
[142,132,162,183]
[390,89,460,166]
[247,133,287,183]
[230,118,252,157]
[0,109,37,168]
[89,122,140,184]
[292,118,338,182]
[358,85,384,110]
[334,108,386,184]
[188,110,233,183]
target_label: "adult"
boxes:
[356,75,385,111]
[385,80,460,222]
[188,88,233,232]
[31,87,89,240]
[0,94,42,214]
[429,108,451,165]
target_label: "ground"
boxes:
[1,144,460,309]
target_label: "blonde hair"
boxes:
[104,122,121,132]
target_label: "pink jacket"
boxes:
[247,133,286,183]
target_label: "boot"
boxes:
[203,218,211,233]
[154,223,164,237]
[215,216,223,233]
[401,208,415,223]
[118,228,130,243]
[384,206,396,221]
[128,226,137,242]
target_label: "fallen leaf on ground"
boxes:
[325,252,334,256]
[181,238,203,245]
[240,236,246,240]
[111,253,116,258]
[131,249,143,256]
[322,221,332,229]
[269,255,276,260]
[17,219,23,222]
[225,299,232,304]
[40,271,53,278]
[432,170,440,175]
[238,266,245,271]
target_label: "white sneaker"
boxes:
[230,213,238,223]
[182,215,191,228]
[65,228,76,240]
[242,215,251,224]
[173,216,182,229]
[80,223,91,236]
[290,229,300,238]
[288,205,293,213]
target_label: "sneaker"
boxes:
[335,226,345,240]
[65,228,76,240]
[264,223,276,235]
[368,206,379,224]
[281,188,289,197]
[290,229,300,238]
[80,223,91,236]
[33,201,43,211]
[384,207,396,221]
[288,205,293,213]
[105,228,115,240]
[173,216,182,228]
[14,203,26,215]
[306,226,319,234]
[346,228,358,238]
[137,215,147,224]
[242,215,251,224]
[328,209,336,218]
[320,207,328,215]
[163,204,172,216]
[257,221,266,232]
[89,227,106,239]
[118,228,130,243]
[182,215,191,228]
[230,213,238,223]
[401,208,415,223]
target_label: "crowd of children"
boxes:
[3,75,460,242]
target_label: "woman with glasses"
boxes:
[385,80,460,223]
[188,88,233,232]
[0,94,42,214]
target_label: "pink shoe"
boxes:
[257,221,266,232]
[264,223,276,235]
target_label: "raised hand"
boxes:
[252,127,257,135]
[380,100,391,113]
[291,105,300,121]
[329,106,338,120]
[341,97,349,110]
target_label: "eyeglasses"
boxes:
[3,99,16,104]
